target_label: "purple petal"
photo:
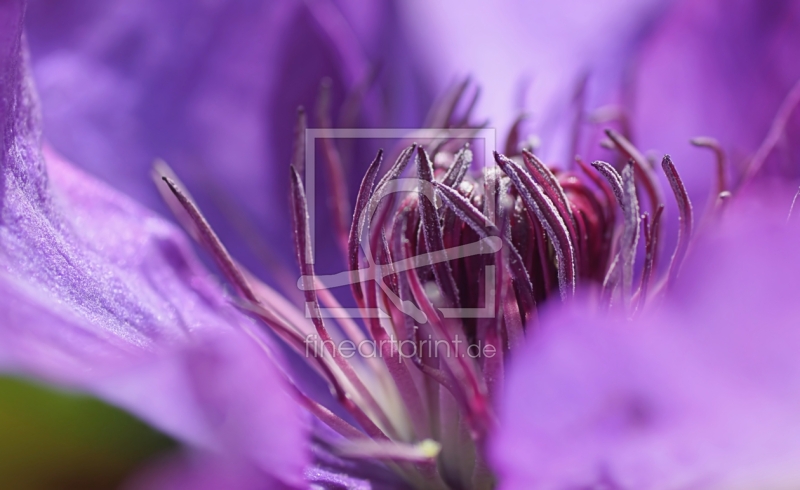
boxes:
[124,451,290,490]
[491,192,800,488]
[305,420,410,489]
[24,0,433,278]
[1,9,306,484]
[400,0,673,156]
[632,0,800,199]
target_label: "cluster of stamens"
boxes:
[156,80,734,489]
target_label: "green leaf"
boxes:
[0,376,175,490]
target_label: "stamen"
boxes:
[292,107,307,175]
[403,242,492,442]
[661,155,694,285]
[290,167,397,438]
[590,160,624,208]
[333,439,441,464]
[498,183,539,327]
[409,353,459,401]
[529,205,555,297]
[152,160,201,241]
[240,300,329,379]
[440,144,473,189]
[344,154,434,441]
[690,136,727,196]
[494,152,576,299]
[577,157,617,222]
[432,180,535,313]
[500,266,525,350]
[481,326,504,400]
[315,283,371,346]
[348,150,383,306]
[292,387,368,440]
[240,299,388,442]
[605,129,664,214]
[522,150,579,274]
[522,150,576,227]
[576,158,618,279]
[635,204,664,312]
[360,249,429,441]
[592,160,630,301]
[417,147,461,308]
[619,163,641,310]
[602,255,621,305]
[369,145,416,256]
[690,136,730,228]
[161,176,258,303]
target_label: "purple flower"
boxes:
[491,194,800,489]
[4,0,800,489]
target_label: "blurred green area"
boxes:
[0,376,175,490]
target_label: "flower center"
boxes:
[157,80,710,489]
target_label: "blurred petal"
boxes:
[305,421,409,489]
[400,0,673,157]
[633,0,800,198]
[128,442,401,490]
[125,452,288,490]
[491,193,800,489]
[1,6,306,485]
[24,0,433,279]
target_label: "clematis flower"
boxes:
[4,0,800,489]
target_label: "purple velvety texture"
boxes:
[399,0,674,161]
[491,191,800,489]
[124,451,291,490]
[23,0,434,283]
[1,2,307,485]
[633,0,800,198]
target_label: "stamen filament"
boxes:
[291,167,398,438]
[333,439,441,463]
[635,204,664,312]
[349,149,383,307]
[161,176,257,303]
[417,147,462,308]
[494,152,576,298]
[661,155,694,285]
[605,128,664,214]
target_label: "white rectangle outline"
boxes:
[304,127,498,319]
[304,127,497,261]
